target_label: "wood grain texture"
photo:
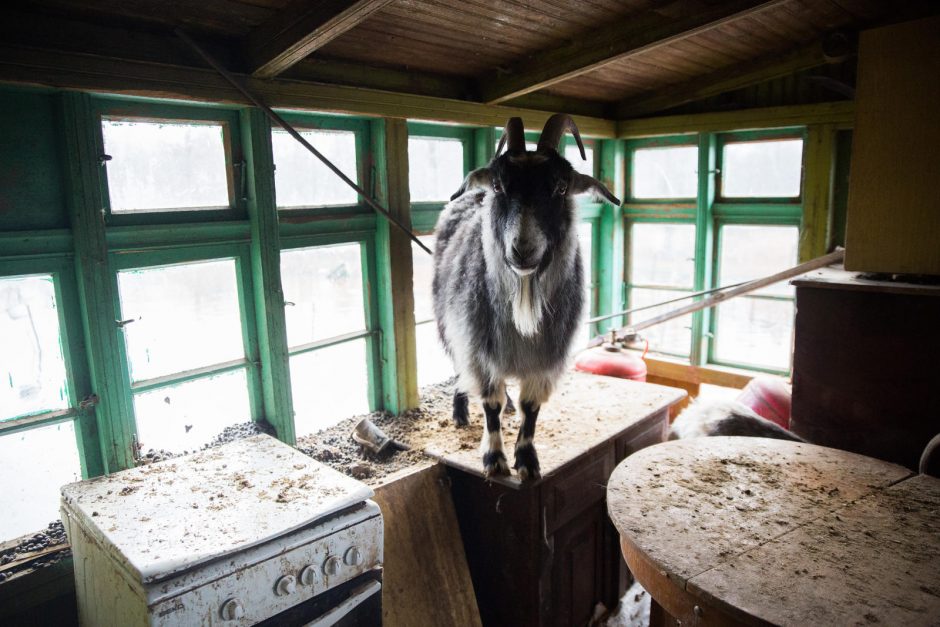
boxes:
[372,464,482,627]
[843,15,940,275]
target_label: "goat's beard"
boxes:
[511,273,542,337]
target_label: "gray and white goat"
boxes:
[432,114,620,480]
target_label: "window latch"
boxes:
[78,394,99,410]
[99,154,112,165]
[116,317,137,328]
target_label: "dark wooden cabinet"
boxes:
[439,374,682,627]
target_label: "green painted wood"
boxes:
[596,139,625,334]
[59,91,136,473]
[799,124,834,262]
[474,127,496,168]
[241,109,296,443]
[371,118,418,413]
[691,133,716,367]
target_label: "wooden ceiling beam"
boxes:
[247,0,394,79]
[614,41,834,119]
[477,0,789,105]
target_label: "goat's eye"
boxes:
[493,180,503,194]
[555,180,568,195]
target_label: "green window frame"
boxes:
[624,128,805,374]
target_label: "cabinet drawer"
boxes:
[544,448,615,533]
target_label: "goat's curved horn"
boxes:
[496,117,525,155]
[537,113,586,161]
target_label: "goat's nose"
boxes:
[511,242,535,265]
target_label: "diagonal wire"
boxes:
[175,28,433,256]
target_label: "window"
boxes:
[102,119,230,213]
[412,235,454,388]
[625,131,804,373]
[632,145,698,199]
[408,137,465,202]
[116,257,252,453]
[272,128,358,208]
[0,273,81,539]
[281,243,371,436]
[573,222,596,349]
[565,144,595,176]
[721,139,803,198]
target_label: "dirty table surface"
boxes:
[607,437,940,626]
[426,371,686,488]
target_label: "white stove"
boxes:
[60,434,383,626]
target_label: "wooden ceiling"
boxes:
[2,0,933,121]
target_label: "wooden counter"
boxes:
[429,371,686,627]
[608,437,940,626]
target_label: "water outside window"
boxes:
[117,259,245,382]
[722,139,803,198]
[0,274,69,420]
[632,146,698,199]
[409,137,464,202]
[272,129,358,208]
[280,243,366,347]
[291,339,370,437]
[134,369,252,454]
[0,422,81,539]
[411,235,454,388]
[101,119,229,212]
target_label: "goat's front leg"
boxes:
[480,381,510,477]
[514,377,553,481]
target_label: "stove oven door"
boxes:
[256,570,382,627]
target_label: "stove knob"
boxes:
[220,598,245,621]
[275,574,297,596]
[323,555,342,576]
[344,546,363,566]
[299,565,318,586]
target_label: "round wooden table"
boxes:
[607,437,940,626]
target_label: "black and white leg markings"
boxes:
[481,385,510,477]
[452,390,469,427]
[513,400,541,481]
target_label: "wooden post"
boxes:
[372,118,419,413]
[59,92,136,473]
[241,108,296,444]
[691,133,716,366]
[800,123,835,262]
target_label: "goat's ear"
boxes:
[450,167,491,201]
[569,173,621,206]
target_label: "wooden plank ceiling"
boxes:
[5,0,927,120]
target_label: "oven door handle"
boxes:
[304,579,381,627]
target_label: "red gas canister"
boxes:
[574,345,647,382]
[735,376,792,429]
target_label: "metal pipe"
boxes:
[588,249,845,348]
[174,28,433,256]
[585,280,750,325]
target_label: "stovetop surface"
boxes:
[61,434,373,582]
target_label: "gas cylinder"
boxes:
[574,345,647,382]
[735,376,792,429]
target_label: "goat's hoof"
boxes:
[452,412,469,427]
[482,451,510,477]
[513,444,541,481]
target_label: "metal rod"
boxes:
[174,28,433,256]
[588,249,845,347]
[585,280,750,324]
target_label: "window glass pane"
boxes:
[573,222,594,350]
[722,138,803,198]
[718,225,799,297]
[629,223,696,287]
[273,129,357,208]
[281,243,365,346]
[0,274,69,420]
[102,119,229,213]
[714,297,794,370]
[412,235,436,323]
[134,369,251,454]
[117,259,245,382]
[632,146,697,199]
[629,288,692,357]
[409,137,464,202]
[0,422,81,539]
[565,144,595,176]
[291,340,370,437]
[416,322,454,389]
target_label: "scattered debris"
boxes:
[352,418,411,455]
[0,521,70,583]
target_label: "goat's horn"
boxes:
[537,113,586,160]
[496,117,525,155]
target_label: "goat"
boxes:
[432,114,620,480]
[669,399,805,442]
